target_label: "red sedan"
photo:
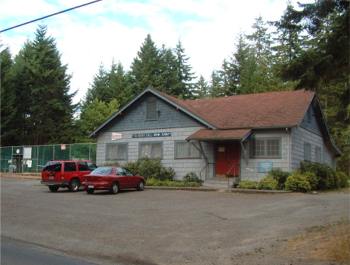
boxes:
[82,167,145,194]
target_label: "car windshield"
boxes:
[90,167,112,175]
[43,161,61,172]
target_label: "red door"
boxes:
[215,142,240,177]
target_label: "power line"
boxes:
[0,0,103,33]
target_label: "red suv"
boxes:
[41,160,97,192]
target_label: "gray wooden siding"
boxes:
[291,126,335,170]
[96,127,214,180]
[240,130,291,181]
[300,104,322,135]
[102,94,201,133]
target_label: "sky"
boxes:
[0,0,313,104]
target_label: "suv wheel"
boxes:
[110,182,119,194]
[69,179,80,192]
[49,185,59,192]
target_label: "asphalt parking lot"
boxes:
[1,177,349,265]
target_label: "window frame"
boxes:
[303,142,312,161]
[174,141,201,159]
[105,143,128,161]
[315,146,322,163]
[145,97,158,121]
[250,137,282,159]
[138,141,163,159]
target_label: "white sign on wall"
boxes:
[111,133,122,141]
[23,147,32,159]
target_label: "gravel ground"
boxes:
[1,177,349,265]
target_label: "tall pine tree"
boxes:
[0,47,17,145]
[11,25,75,145]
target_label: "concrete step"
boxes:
[203,178,232,189]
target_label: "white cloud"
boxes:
[0,0,302,104]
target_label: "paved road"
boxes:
[1,177,349,265]
[1,237,99,265]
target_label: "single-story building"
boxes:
[90,88,340,181]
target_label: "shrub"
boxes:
[303,171,319,190]
[238,180,258,189]
[285,172,312,192]
[183,172,202,183]
[146,178,201,187]
[300,161,336,190]
[335,171,349,188]
[124,158,175,180]
[257,176,279,190]
[267,169,290,190]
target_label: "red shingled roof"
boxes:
[186,129,251,141]
[160,90,315,129]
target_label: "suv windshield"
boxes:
[90,167,112,175]
[43,161,61,172]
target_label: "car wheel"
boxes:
[110,182,119,194]
[86,188,94,194]
[49,185,59,192]
[137,181,144,191]
[69,179,80,192]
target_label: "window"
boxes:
[304,142,311,161]
[146,97,158,120]
[315,146,322,163]
[175,141,200,159]
[78,162,90,171]
[43,161,61,172]
[90,167,112,175]
[106,143,128,160]
[250,138,281,158]
[64,162,76,172]
[139,142,162,159]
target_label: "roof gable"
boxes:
[90,88,214,137]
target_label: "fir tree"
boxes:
[11,25,75,145]
[0,47,17,145]
[130,34,162,93]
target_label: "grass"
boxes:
[286,220,350,264]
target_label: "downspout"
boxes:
[188,140,209,181]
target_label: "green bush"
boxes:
[257,176,279,190]
[300,161,336,190]
[267,169,290,189]
[303,171,319,190]
[238,180,258,189]
[335,171,349,188]
[285,172,312,192]
[146,178,201,187]
[124,158,175,180]
[183,172,202,183]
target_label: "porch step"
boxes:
[203,178,232,189]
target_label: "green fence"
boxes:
[0,143,96,173]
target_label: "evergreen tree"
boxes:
[174,41,195,98]
[11,25,75,145]
[276,0,349,174]
[130,34,162,93]
[84,64,110,106]
[0,47,17,145]
[210,70,224,97]
[158,46,181,95]
[76,98,119,142]
[193,75,210,98]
